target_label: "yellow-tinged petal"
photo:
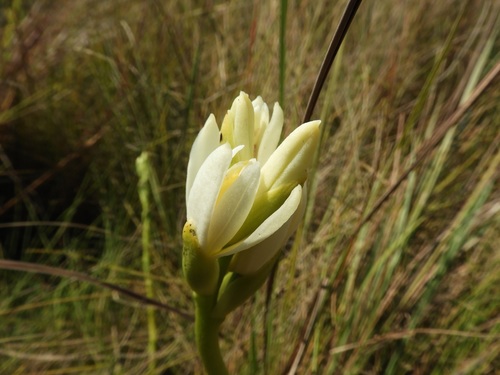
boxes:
[187,143,232,249]
[285,183,308,238]
[226,181,295,246]
[229,219,290,274]
[229,184,307,274]
[186,114,220,204]
[206,160,260,254]
[220,109,235,146]
[219,184,302,258]
[260,120,320,192]
[233,92,254,161]
[252,96,269,146]
[257,102,283,164]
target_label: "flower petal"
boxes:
[186,114,220,204]
[228,185,307,274]
[220,108,235,146]
[219,184,302,257]
[260,120,320,192]
[233,92,254,161]
[206,160,260,254]
[252,96,269,146]
[229,218,291,275]
[257,102,283,165]
[285,183,308,238]
[187,143,232,249]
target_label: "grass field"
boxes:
[0,0,499,374]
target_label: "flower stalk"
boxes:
[136,152,158,373]
[182,92,320,373]
[194,293,228,375]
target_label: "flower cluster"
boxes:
[183,92,320,296]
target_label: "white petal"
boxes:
[187,143,232,249]
[252,96,269,145]
[252,96,265,111]
[229,184,307,274]
[257,102,283,164]
[206,160,260,254]
[218,184,302,257]
[260,120,320,192]
[232,145,244,157]
[186,114,220,204]
[286,183,308,238]
[233,92,254,160]
[229,218,291,274]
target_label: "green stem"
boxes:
[194,293,228,375]
[136,153,157,373]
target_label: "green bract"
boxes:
[183,92,320,285]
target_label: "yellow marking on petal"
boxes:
[215,162,246,205]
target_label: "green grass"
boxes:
[1,0,499,374]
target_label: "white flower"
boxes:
[184,92,320,275]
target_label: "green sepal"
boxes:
[182,221,219,295]
[212,252,278,319]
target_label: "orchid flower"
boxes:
[183,92,319,293]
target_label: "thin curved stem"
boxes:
[302,0,363,123]
[0,259,193,320]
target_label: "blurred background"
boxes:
[0,0,498,374]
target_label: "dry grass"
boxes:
[1,0,499,374]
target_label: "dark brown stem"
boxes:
[302,0,363,124]
[0,259,193,320]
